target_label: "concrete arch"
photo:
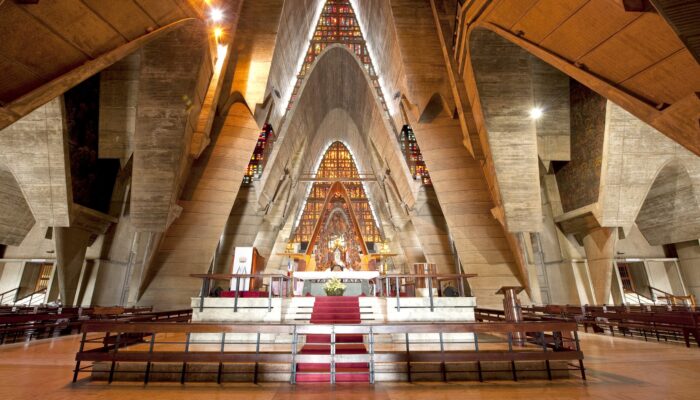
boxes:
[598,101,700,233]
[636,159,700,245]
[257,45,417,212]
[0,163,35,246]
[291,108,392,235]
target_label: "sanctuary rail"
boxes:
[190,273,293,312]
[378,273,477,312]
[190,273,478,313]
[72,320,585,384]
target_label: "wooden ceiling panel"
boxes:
[0,4,86,79]
[540,0,640,61]
[20,0,126,58]
[485,0,539,30]
[0,59,40,105]
[621,50,700,106]
[134,0,189,26]
[511,0,588,44]
[82,0,158,41]
[578,12,684,84]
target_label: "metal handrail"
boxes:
[650,286,697,306]
[190,274,292,313]
[191,273,478,314]
[378,273,477,312]
[14,288,47,306]
[73,320,585,384]
[0,287,19,304]
[624,288,654,305]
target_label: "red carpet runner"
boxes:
[296,296,369,382]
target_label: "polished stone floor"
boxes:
[0,332,699,400]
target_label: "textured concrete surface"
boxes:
[131,22,211,233]
[54,226,91,306]
[0,98,71,227]
[259,46,416,211]
[582,226,617,305]
[138,102,260,310]
[598,102,700,238]
[636,161,700,245]
[469,29,542,233]
[413,116,524,309]
[677,240,700,300]
[98,52,141,163]
[0,165,35,246]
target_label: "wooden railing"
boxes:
[73,320,585,384]
[0,307,190,345]
[481,304,700,348]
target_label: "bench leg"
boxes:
[72,361,81,383]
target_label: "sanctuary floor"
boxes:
[0,332,699,400]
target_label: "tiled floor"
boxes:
[0,332,699,399]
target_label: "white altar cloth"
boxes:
[293,271,380,280]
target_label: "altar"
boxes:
[294,271,379,296]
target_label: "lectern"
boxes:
[496,286,525,344]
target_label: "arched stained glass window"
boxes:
[287,0,387,113]
[292,141,382,244]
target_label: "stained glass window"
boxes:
[292,141,382,244]
[287,0,388,114]
[242,123,275,185]
[399,125,431,185]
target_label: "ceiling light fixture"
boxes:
[529,107,543,120]
[210,8,224,23]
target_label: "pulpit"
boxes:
[496,286,525,344]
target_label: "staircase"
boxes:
[296,296,369,383]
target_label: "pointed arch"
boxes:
[306,181,369,255]
[636,158,700,245]
[292,141,382,246]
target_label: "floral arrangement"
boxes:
[324,277,346,296]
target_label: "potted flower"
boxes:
[324,277,346,296]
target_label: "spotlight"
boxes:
[529,107,543,120]
[210,8,224,23]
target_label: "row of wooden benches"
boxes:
[0,306,191,345]
[476,305,700,348]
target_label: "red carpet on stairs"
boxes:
[297,296,369,383]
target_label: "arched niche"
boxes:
[636,160,700,245]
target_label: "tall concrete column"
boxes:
[676,240,700,300]
[582,227,618,305]
[54,227,91,306]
